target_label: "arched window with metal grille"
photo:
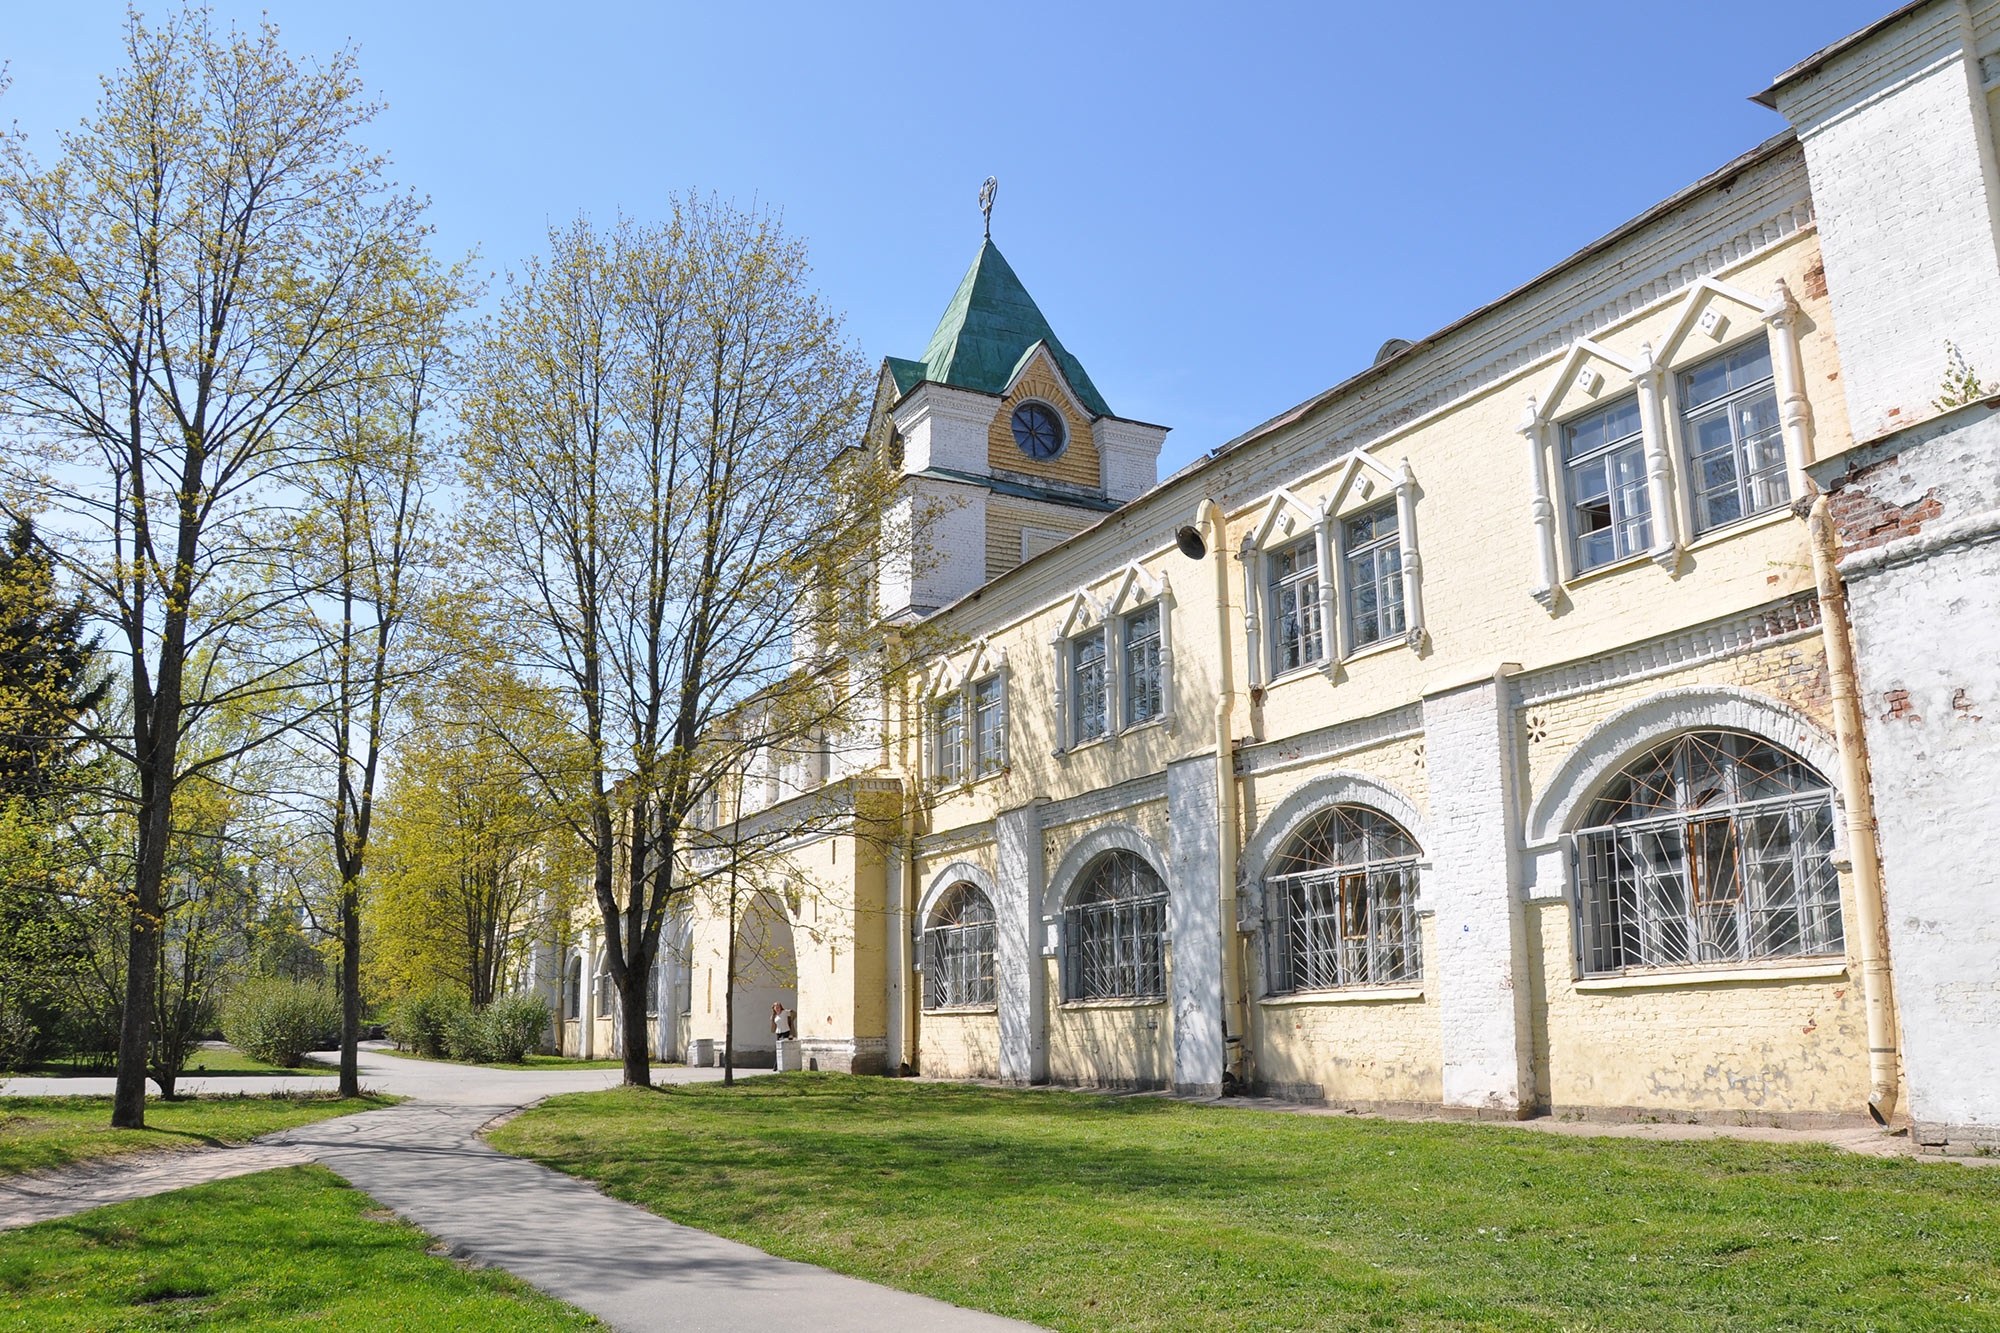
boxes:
[1574,729,1840,974]
[1061,850,1168,1001]
[564,956,583,1021]
[1264,806,1422,993]
[923,882,997,1010]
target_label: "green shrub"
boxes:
[442,1005,494,1063]
[481,993,550,1063]
[220,978,339,1068]
[387,987,466,1058]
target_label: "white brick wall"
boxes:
[1832,406,2000,1148]
[1422,674,1532,1111]
[1774,3,2000,441]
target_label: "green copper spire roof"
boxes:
[896,240,1112,418]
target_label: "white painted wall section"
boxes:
[1422,674,1532,1112]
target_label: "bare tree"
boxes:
[460,201,901,1087]
[0,9,438,1125]
[287,259,468,1096]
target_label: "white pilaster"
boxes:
[1423,671,1532,1113]
[996,800,1048,1083]
[1165,756,1225,1096]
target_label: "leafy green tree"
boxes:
[0,8,441,1126]
[459,202,900,1088]
[0,517,108,1067]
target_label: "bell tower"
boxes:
[870,190,1168,622]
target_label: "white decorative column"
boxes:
[1048,635,1068,755]
[1423,670,1532,1113]
[579,934,596,1060]
[1166,755,1224,1096]
[1238,543,1265,687]
[1520,398,1559,610]
[1761,278,1816,499]
[1314,502,1340,664]
[1395,460,1426,649]
[1631,342,1682,569]
[996,800,1048,1083]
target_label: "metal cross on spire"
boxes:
[979,176,997,240]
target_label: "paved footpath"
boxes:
[3,1048,1033,1332]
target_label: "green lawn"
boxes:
[377,1049,628,1072]
[16,1044,333,1078]
[0,1095,394,1177]
[0,1164,596,1329]
[491,1075,2000,1332]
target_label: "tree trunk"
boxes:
[621,954,651,1087]
[340,879,361,1097]
[111,786,173,1127]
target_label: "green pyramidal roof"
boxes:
[894,240,1112,419]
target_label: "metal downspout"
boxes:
[1201,500,1252,1088]
[1805,491,1900,1124]
[890,631,920,1075]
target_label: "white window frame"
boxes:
[1119,602,1163,728]
[1241,462,1426,684]
[971,672,1007,777]
[1336,499,1406,652]
[1052,568,1175,753]
[927,644,1010,783]
[1068,627,1109,746]
[932,692,966,786]
[1522,278,1818,610]
[1264,534,1323,679]
[1559,392,1652,574]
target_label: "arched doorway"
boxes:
[731,891,797,1066]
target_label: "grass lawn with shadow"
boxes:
[376,1049,628,1072]
[16,1044,334,1079]
[0,1164,596,1329]
[490,1074,2000,1332]
[0,1094,396,1177]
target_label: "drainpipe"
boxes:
[1804,491,1899,1124]
[1195,500,1252,1087]
[888,629,921,1076]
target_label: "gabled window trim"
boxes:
[1240,460,1427,687]
[927,642,1010,787]
[1052,568,1175,755]
[1522,277,1816,612]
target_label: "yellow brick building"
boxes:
[548,2,2000,1146]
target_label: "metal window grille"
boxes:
[1123,604,1162,726]
[923,883,997,1010]
[1575,731,1841,974]
[972,675,1005,775]
[1061,851,1167,1001]
[1071,630,1108,743]
[1268,537,1323,675]
[1562,395,1652,570]
[1263,806,1423,993]
[1680,338,1787,533]
[1342,503,1405,648]
[934,694,965,784]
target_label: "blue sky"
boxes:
[6,2,1889,475]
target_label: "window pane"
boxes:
[1268,537,1322,674]
[1577,731,1840,974]
[1263,806,1423,993]
[1123,604,1163,726]
[1562,396,1641,462]
[1072,632,1107,742]
[973,676,1004,775]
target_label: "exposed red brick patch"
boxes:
[1803,260,1828,300]
[1953,688,1982,722]
[1826,449,1946,554]
[1883,689,1922,724]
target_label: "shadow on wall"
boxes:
[919,1012,1003,1081]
